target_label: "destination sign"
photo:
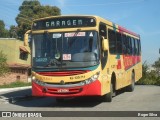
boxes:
[32,17,96,30]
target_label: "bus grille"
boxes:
[37,70,89,76]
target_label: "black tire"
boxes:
[102,82,113,102]
[56,98,65,102]
[126,72,135,92]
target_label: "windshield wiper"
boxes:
[45,59,60,67]
[45,59,66,67]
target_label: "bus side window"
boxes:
[99,23,107,38]
[122,34,127,54]
[108,29,116,54]
[131,37,135,55]
[137,39,141,55]
[126,36,130,55]
[128,36,132,55]
[134,39,138,55]
[138,40,141,55]
[116,32,122,54]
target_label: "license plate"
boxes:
[57,89,69,93]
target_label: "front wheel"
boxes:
[102,82,113,102]
[56,98,65,102]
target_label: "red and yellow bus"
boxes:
[26,15,142,102]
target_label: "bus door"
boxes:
[99,23,108,72]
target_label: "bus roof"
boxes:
[94,15,140,38]
[33,15,140,38]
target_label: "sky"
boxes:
[0,0,160,65]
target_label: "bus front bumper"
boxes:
[32,80,101,97]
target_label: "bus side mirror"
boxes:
[24,30,31,54]
[102,37,108,51]
[24,30,31,47]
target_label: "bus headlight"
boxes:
[32,76,36,80]
[81,72,100,85]
[34,79,45,86]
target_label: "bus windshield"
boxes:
[32,31,100,68]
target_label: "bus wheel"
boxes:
[126,72,135,92]
[102,82,113,102]
[56,98,65,102]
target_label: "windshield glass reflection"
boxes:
[32,31,99,68]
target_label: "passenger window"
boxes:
[116,32,122,54]
[122,34,127,54]
[131,37,135,55]
[134,39,138,55]
[108,29,116,54]
[99,23,107,38]
[138,40,141,55]
[128,37,132,55]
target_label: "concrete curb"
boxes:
[0,86,31,93]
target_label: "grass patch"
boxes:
[0,81,31,88]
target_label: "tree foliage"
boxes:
[141,61,149,78]
[0,20,9,38]
[9,25,18,38]
[152,57,160,76]
[137,60,160,86]
[16,0,61,39]
[0,51,9,76]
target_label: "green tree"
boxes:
[152,57,160,76]
[16,0,61,39]
[9,25,18,38]
[137,61,156,85]
[137,60,160,86]
[0,20,9,38]
[152,58,160,84]
[0,51,9,76]
[142,61,149,79]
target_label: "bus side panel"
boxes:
[135,61,142,82]
[100,73,111,95]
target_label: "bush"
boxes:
[156,76,160,85]
[0,51,9,76]
[137,60,160,86]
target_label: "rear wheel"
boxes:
[126,72,135,92]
